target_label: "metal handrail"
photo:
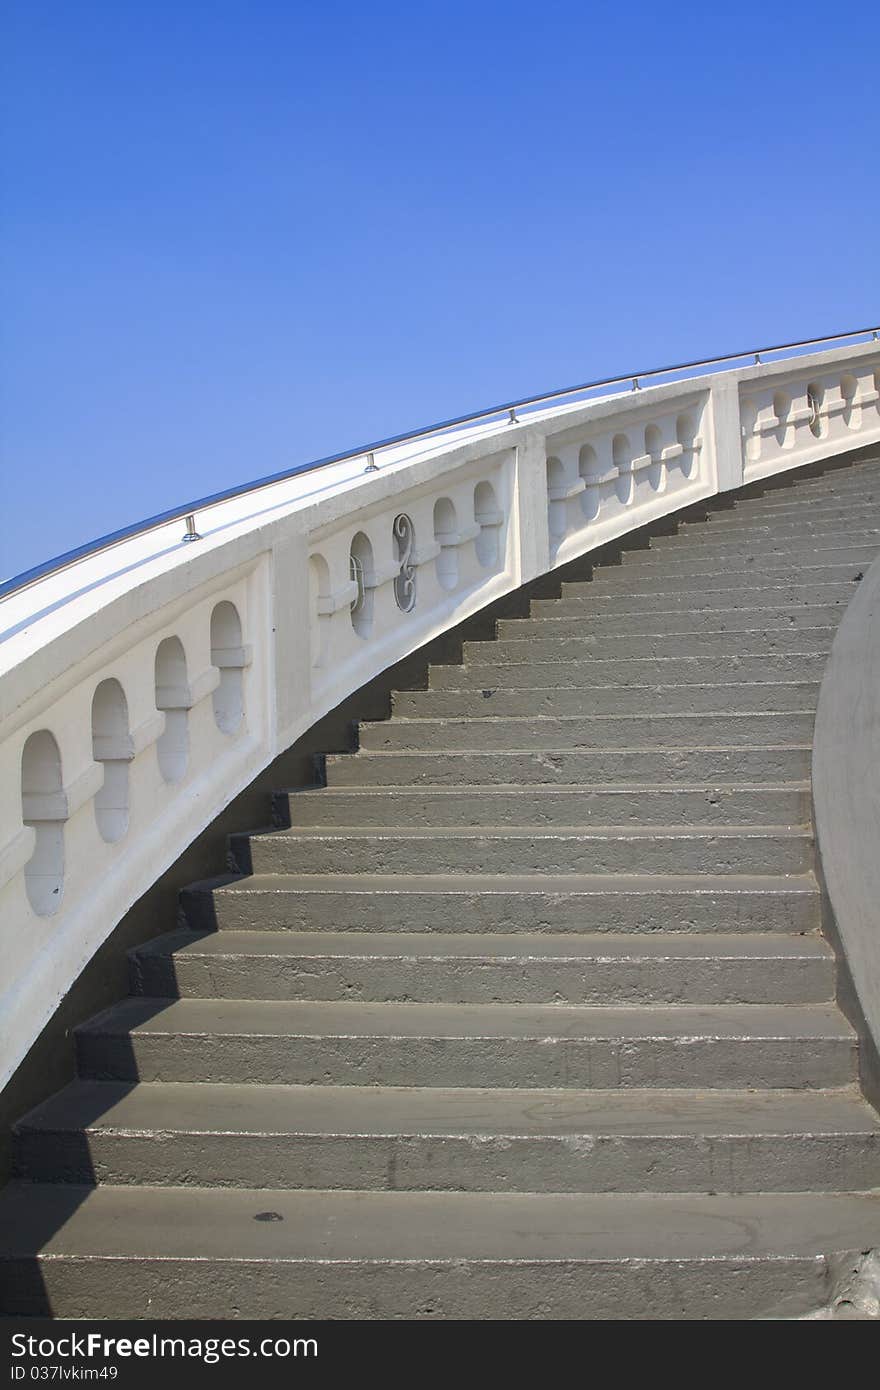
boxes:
[2,323,878,604]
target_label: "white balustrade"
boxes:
[0,340,878,1088]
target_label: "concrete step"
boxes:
[619,542,880,574]
[282,782,811,828]
[5,1183,880,1319]
[500,617,839,647]
[505,618,844,651]
[74,998,856,1089]
[712,492,880,522]
[464,628,836,660]
[725,468,880,499]
[777,459,880,488]
[427,654,828,688]
[15,1082,877,1195]
[690,511,880,541]
[503,604,840,634]
[697,497,880,529]
[595,556,873,589]
[503,606,840,637]
[391,683,820,718]
[129,929,833,1004]
[356,712,816,752]
[184,871,818,936]
[239,825,813,876]
[542,581,857,614]
[628,529,880,562]
[324,745,813,788]
[518,598,853,632]
[794,460,880,486]
[742,473,880,504]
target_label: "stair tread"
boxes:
[206,870,818,893]
[79,998,854,1041]
[508,614,839,625]
[3,1183,880,1263]
[578,577,863,597]
[336,746,815,759]
[292,782,812,795]
[340,743,815,753]
[18,1080,877,1139]
[261,824,812,840]
[373,713,819,724]
[135,929,834,961]
[629,536,880,554]
[491,623,838,639]
[452,656,825,668]
[404,680,821,691]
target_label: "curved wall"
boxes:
[813,548,880,1085]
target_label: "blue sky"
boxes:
[2,0,878,580]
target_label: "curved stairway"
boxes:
[4,455,880,1320]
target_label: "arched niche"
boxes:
[433,497,459,591]
[676,413,698,476]
[474,482,501,570]
[545,457,568,541]
[91,678,131,843]
[578,444,601,520]
[644,424,665,492]
[773,391,793,449]
[21,729,66,916]
[308,552,332,668]
[154,636,190,782]
[840,374,861,430]
[210,601,246,734]
[612,433,633,503]
[349,531,375,638]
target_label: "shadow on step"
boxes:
[0,1018,172,1318]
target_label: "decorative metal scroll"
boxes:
[807,384,822,437]
[393,513,417,612]
[349,552,366,618]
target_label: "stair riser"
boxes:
[392,685,819,718]
[522,606,839,634]
[767,466,880,492]
[794,466,880,487]
[706,489,880,517]
[240,833,812,876]
[325,747,812,786]
[132,952,833,1005]
[15,1128,875,1195]
[616,548,878,576]
[357,713,816,751]
[428,656,828,687]
[698,513,880,540]
[464,632,833,659]
[185,887,818,936]
[542,584,856,613]
[737,478,880,505]
[76,1033,856,1089]
[622,531,880,559]
[692,511,878,536]
[0,1252,840,1320]
[594,565,873,596]
[286,787,810,828]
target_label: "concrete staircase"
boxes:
[4,456,880,1320]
